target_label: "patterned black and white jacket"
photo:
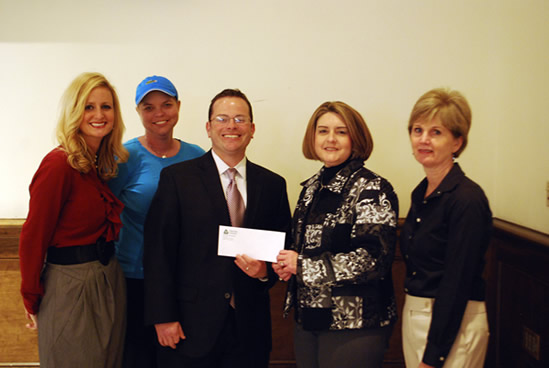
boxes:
[283,159,398,331]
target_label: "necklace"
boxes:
[145,137,172,159]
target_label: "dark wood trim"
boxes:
[492,218,549,248]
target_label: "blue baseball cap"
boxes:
[135,75,178,105]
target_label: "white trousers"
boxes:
[402,294,489,367]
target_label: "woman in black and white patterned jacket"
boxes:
[274,101,399,368]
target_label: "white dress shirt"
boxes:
[211,150,247,206]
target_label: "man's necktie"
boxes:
[226,168,245,227]
[226,168,245,308]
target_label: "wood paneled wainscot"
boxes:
[3,218,548,367]
[1,219,405,367]
[485,219,549,368]
[0,219,38,367]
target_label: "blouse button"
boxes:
[439,357,445,361]
[412,271,417,276]
[416,217,421,223]
[224,293,231,300]
[404,288,409,293]
[423,200,427,204]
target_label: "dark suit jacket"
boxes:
[143,151,291,358]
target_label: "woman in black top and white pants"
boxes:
[399,88,492,368]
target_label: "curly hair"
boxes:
[56,72,128,180]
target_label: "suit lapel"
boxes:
[198,151,232,226]
[244,160,262,227]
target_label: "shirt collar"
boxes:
[301,158,364,194]
[437,163,465,192]
[211,149,247,179]
[412,163,466,201]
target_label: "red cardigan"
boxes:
[19,148,123,314]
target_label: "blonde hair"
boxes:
[408,88,471,158]
[302,101,373,162]
[56,72,128,180]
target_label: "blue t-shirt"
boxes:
[108,137,205,278]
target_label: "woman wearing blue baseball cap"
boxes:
[108,75,205,368]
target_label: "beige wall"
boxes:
[1,0,548,234]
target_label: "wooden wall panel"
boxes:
[498,263,549,367]
[6,218,548,368]
[1,220,405,367]
[485,220,549,368]
[0,221,39,365]
[269,281,296,367]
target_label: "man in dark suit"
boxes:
[143,89,292,368]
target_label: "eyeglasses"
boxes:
[211,115,250,124]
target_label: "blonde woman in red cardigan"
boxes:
[19,72,129,368]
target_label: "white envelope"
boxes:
[217,225,285,263]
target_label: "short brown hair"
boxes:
[408,88,471,158]
[208,89,253,122]
[302,101,373,162]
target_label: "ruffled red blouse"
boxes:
[19,148,123,314]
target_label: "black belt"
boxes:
[47,238,114,266]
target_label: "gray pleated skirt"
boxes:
[37,258,126,368]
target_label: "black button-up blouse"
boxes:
[399,163,492,367]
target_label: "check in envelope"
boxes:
[217,225,286,263]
